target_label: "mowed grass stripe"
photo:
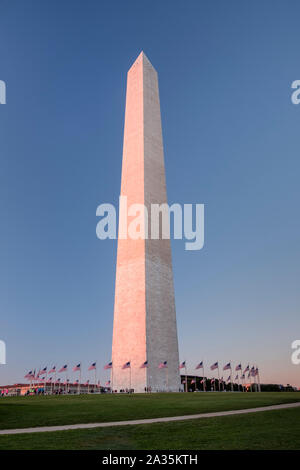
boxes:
[0,406,299,450]
[0,392,300,430]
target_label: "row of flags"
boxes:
[197,361,252,373]
[25,362,97,379]
[24,360,166,379]
[107,361,167,369]
[195,361,259,377]
[25,361,259,380]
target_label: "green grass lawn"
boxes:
[0,392,299,431]
[0,406,299,450]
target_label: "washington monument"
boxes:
[111,52,180,393]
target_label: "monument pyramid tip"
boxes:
[129,51,155,70]
[139,50,152,64]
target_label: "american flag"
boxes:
[235,364,242,371]
[223,362,231,371]
[247,372,251,378]
[227,375,231,382]
[255,368,259,376]
[88,362,96,371]
[104,362,112,370]
[39,367,47,376]
[250,367,256,377]
[196,361,203,369]
[59,364,68,373]
[244,365,250,373]
[24,370,33,379]
[200,379,204,383]
[241,374,245,379]
[235,375,239,380]
[73,363,81,372]
[179,361,186,369]
[105,380,111,386]
[140,361,148,368]
[122,361,131,369]
[63,379,69,385]
[57,378,61,383]
[210,362,218,371]
[73,379,79,385]
[191,379,196,384]
[158,361,168,369]
[49,366,56,374]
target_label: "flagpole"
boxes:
[37,365,40,391]
[256,366,260,392]
[129,362,131,392]
[230,362,233,392]
[78,364,81,395]
[253,367,257,392]
[217,363,220,392]
[94,366,97,393]
[257,366,261,392]
[166,366,169,391]
[240,364,243,392]
[185,363,187,393]
[203,364,206,392]
[35,369,38,390]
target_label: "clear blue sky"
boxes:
[0,0,299,387]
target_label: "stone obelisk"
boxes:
[111,52,180,393]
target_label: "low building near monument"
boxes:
[0,382,106,396]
